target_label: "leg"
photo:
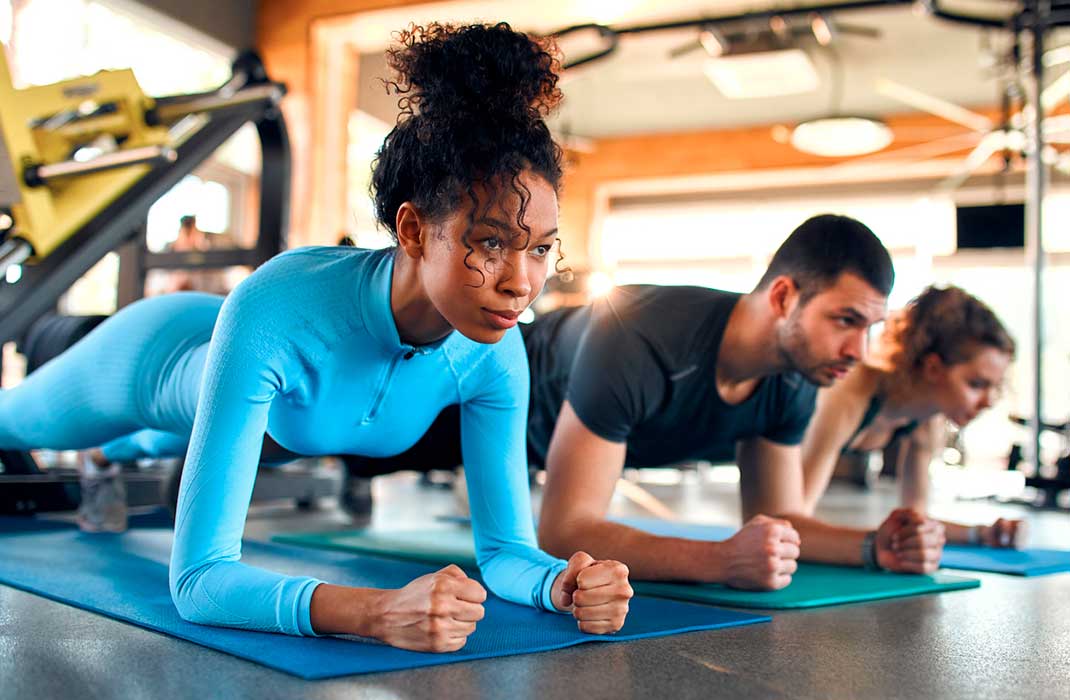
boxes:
[0,293,218,451]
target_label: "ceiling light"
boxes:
[703,49,819,99]
[790,116,893,157]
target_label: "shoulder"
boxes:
[227,246,386,308]
[596,285,735,320]
[251,245,386,283]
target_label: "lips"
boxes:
[483,308,521,330]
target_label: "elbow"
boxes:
[170,577,208,625]
[536,519,569,559]
[168,562,219,626]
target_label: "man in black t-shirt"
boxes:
[534,214,946,590]
[340,215,947,589]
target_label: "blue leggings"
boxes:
[0,293,218,460]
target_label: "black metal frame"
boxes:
[0,53,291,514]
[0,92,290,345]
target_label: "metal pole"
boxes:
[1024,2,1047,473]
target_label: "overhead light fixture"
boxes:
[790,116,893,157]
[703,48,819,99]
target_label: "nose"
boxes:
[843,329,866,362]
[497,251,532,299]
[979,387,996,411]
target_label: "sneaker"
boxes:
[77,455,128,533]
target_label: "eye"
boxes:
[480,237,503,252]
[532,244,553,258]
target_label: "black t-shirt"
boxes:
[522,285,818,468]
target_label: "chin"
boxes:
[456,324,508,345]
[801,369,834,387]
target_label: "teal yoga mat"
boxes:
[0,526,769,679]
[613,517,1070,577]
[275,520,981,610]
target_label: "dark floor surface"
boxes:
[2,466,1068,699]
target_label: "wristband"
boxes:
[862,531,881,571]
[967,525,983,546]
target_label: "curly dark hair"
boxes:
[370,22,565,277]
[881,285,1015,374]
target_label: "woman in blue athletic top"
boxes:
[801,285,1024,549]
[0,23,632,651]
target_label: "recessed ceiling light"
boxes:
[703,49,820,99]
[791,116,894,157]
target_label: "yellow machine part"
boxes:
[0,49,171,261]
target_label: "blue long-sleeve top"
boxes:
[169,246,566,635]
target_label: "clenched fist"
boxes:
[979,518,1027,549]
[369,564,487,652]
[715,514,800,590]
[877,508,945,574]
[551,551,633,634]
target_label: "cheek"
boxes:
[950,384,977,410]
[529,260,549,297]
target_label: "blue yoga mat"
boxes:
[0,528,769,679]
[940,544,1070,576]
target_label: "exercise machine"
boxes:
[0,50,335,515]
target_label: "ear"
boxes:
[394,202,425,259]
[767,275,797,320]
[921,352,946,383]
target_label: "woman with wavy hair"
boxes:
[0,23,632,650]
[801,285,1023,549]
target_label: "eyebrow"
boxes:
[834,307,870,323]
[476,217,558,240]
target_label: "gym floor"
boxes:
[2,468,1068,699]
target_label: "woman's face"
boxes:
[927,346,1012,426]
[422,171,559,344]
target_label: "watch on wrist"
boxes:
[862,530,882,571]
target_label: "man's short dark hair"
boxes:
[179,215,197,230]
[756,214,894,302]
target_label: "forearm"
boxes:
[540,516,722,583]
[309,583,384,636]
[776,512,868,567]
[898,452,930,512]
[169,558,321,635]
[477,541,566,611]
[898,419,939,512]
[941,520,980,544]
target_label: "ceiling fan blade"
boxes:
[825,131,982,168]
[875,79,993,133]
[1041,68,1070,112]
[667,38,703,60]
[936,131,1007,192]
[832,22,882,39]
